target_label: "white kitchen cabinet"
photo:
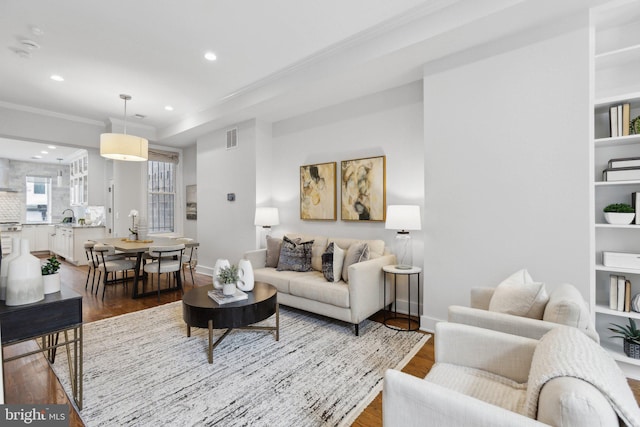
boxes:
[21,225,52,252]
[52,225,105,265]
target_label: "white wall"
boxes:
[182,145,198,240]
[271,81,424,313]
[196,120,258,271]
[422,27,591,330]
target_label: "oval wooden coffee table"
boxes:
[182,282,279,363]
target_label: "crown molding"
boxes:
[0,100,105,127]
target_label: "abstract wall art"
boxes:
[300,162,337,220]
[341,155,386,221]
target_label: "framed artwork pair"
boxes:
[300,155,385,222]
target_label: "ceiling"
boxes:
[0,0,615,161]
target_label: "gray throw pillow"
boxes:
[322,242,345,282]
[341,242,369,283]
[276,236,314,272]
[265,236,282,268]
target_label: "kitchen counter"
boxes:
[22,223,104,228]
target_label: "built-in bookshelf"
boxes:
[591,0,640,378]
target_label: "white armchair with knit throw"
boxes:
[447,269,599,342]
[383,322,640,427]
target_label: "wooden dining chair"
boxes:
[93,244,137,300]
[143,243,185,301]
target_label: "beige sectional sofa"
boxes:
[243,233,396,335]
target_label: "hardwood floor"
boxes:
[2,257,639,426]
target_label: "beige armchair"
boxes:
[383,323,638,426]
[448,283,599,342]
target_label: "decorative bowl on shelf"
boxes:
[604,212,635,225]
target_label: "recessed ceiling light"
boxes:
[41,150,48,154]
[50,75,64,82]
[204,51,217,61]
[32,155,42,159]
[164,105,174,111]
[48,145,56,149]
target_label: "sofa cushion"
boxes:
[341,242,370,283]
[289,272,350,308]
[321,242,345,283]
[426,363,527,415]
[489,269,549,319]
[254,268,321,294]
[265,236,282,268]
[286,234,328,271]
[277,236,313,272]
[542,283,589,330]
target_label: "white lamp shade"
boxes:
[385,205,421,231]
[254,207,279,227]
[100,133,149,161]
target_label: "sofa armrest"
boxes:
[348,254,396,323]
[243,249,266,268]
[448,305,600,343]
[435,323,536,383]
[383,369,545,427]
[471,287,495,309]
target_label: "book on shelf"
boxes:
[608,103,631,137]
[610,274,618,310]
[634,192,640,225]
[625,280,632,312]
[617,276,626,311]
[610,106,618,137]
[207,288,248,304]
[609,157,640,169]
[622,103,630,137]
[603,166,640,181]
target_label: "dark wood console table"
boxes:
[0,286,83,409]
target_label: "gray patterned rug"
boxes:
[52,301,429,426]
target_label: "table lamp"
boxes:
[385,205,421,269]
[254,207,279,248]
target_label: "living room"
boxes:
[2,0,640,425]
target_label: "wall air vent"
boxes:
[226,127,238,150]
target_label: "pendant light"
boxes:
[100,94,148,161]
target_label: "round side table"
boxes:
[383,265,421,331]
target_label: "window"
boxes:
[147,160,176,233]
[26,176,52,223]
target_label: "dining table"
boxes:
[95,237,199,299]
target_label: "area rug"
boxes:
[52,301,429,426]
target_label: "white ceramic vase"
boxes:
[0,237,21,300]
[604,212,635,225]
[237,259,255,291]
[6,239,44,306]
[213,259,230,289]
[43,273,61,294]
[223,282,236,295]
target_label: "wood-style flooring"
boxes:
[2,257,639,426]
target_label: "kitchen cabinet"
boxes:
[21,225,52,252]
[52,226,105,265]
[69,152,88,207]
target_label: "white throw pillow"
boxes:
[488,269,549,319]
[321,243,345,283]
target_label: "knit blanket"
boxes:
[525,326,640,427]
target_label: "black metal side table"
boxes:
[383,265,421,331]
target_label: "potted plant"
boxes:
[603,203,635,225]
[609,318,640,359]
[217,264,239,295]
[41,255,61,294]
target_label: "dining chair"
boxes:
[143,243,185,301]
[176,238,197,288]
[93,244,137,300]
[83,240,101,293]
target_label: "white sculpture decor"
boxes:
[0,237,21,300]
[213,259,230,289]
[237,259,255,291]
[6,239,44,306]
